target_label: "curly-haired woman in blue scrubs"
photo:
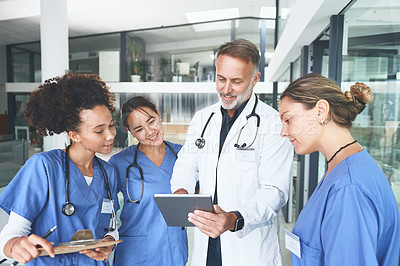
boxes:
[0,72,119,265]
[109,96,188,266]
[279,73,399,265]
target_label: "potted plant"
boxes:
[129,37,145,82]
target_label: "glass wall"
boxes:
[69,33,121,79]
[6,17,277,153]
[7,18,273,85]
[342,0,400,211]
[277,0,298,41]
[124,20,232,82]
[9,43,41,82]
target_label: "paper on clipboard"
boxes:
[38,229,122,256]
[39,240,122,256]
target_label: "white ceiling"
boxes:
[0,0,278,46]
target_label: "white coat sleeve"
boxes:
[171,112,201,194]
[238,115,294,237]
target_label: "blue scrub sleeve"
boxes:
[321,184,379,266]
[0,154,49,222]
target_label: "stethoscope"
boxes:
[62,145,116,232]
[126,141,178,204]
[195,95,260,149]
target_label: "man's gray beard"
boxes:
[219,82,253,110]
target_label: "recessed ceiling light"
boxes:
[260,7,276,19]
[185,8,239,24]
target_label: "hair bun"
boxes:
[348,82,373,105]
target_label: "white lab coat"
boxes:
[171,93,294,266]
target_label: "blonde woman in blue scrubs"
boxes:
[279,73,399,265]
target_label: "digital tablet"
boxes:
[154,194,214,227]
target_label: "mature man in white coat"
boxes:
[171,39,293,266]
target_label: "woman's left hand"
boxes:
[79,236,115,261]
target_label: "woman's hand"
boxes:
[5,234,55,264]
[79,235,115,261]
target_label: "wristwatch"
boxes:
[230,211,244,232]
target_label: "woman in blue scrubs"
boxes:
[0,73,119,265]
[279,73,399,265]
[109,96,188,266]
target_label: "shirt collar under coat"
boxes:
[211,93,257,150]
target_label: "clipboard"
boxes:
[39,240,122,256]
[38,229,122,256]
[154,194,214,227]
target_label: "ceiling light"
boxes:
[185,8,239,24]
[260,7,276,19]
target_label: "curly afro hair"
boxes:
[24,72,115,136]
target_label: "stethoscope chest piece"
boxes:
[62,202,75,216]
[195,138,205,149]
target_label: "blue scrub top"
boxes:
[291,150,399,266]
[0,149,119,266]
[109,141,188,266]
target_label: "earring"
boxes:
[320,120,325,125]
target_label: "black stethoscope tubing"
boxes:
[195,95,260,149]
[126,141,178,204]
[62,145,115,231]
[234,95,260,149]
[194,112,215,149]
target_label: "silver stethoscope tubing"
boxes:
[126,141,178,204]
[62,145,116,231]
[195,95,260,149]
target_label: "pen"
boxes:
[11,225,57,266]
[42,225,57,239]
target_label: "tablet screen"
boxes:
[154,194,214,227]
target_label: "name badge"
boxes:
[235,148,255,162]
[101,199,113,214]
[284,229,301,258]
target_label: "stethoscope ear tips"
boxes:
[195,138,205,149]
